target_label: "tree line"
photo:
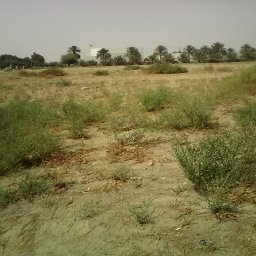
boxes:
[1,42,256,69]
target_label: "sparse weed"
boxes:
[0,189,17,210]
[137,85,173,111]
[56,78,72,86]
[111,166,131,182]
[80,200,102,219]
[114,129,146,145]
[108,93,123,110]
[130,201,154,224]
[19,175,49,199]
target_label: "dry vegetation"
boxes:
[0,62,256,256]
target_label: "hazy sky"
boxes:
[0,0,256,61]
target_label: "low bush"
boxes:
[111,166,131,182]
[0,189,17,209]
[0,100,59,175]
[123,65,141,71]
[235,101,256,127]
[93,70,109,76]
[62,99,106,138]
[80,200,102,219]
[114,129,147,145]
[158,96,213,130]
[56,78,72,86]
[19,175,49,199]
[18,70,37,77]
[173,131,256,195]
[144,63,188,74]
[130,201,154,224]
[39,68,66,77]
[137,85,173,111]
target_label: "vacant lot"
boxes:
[0,62,255,256]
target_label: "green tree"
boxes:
[126,47,142,65]
[147,53,158,63]
[163,53,175,63]
[184,45,195,63]
[240,44,256,61]
[31,52,45,66]
[225,48,238,61]
[209,42,226,62]
[96,48,112,65]
[68,46,81,59]
[178,52,190,63]
[113,55,127,65]
[192,48,208,63]
[61,53,78,66]
[154,45,168,63]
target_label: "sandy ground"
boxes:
[0,63,256,255]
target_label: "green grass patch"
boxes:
[56,78,72,86]
[235,101,256,127]
[0,100,59,175]
[158,96,213,130]
[130,201,154,224]
[137,85,173,111]
[144,63,188,74]
[123,65,141,71]
[0,189,18,210]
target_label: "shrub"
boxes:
[0,100,59,175]
[18,70,37,77]
[39,68,66,77]
[144,63,188,74]
[62,99,106,138]
[111,166,131,182]
[19,175,48,199]
[173,131,256,195]
[123,65,141,71]
[0,189,17,209]
[137,85,173,111]
[158,96,212,130]
[235,101,256,127]
[114,129,147,145]
[93,70,109,76]
[56,78,72,86]
[130,201,154,224]
[80,200,101,219]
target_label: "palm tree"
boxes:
[68,46,81,59]
[226,48,238,61]
[154,45,168,63]
[184,45,195,63]
[126,47,142,65]
[96,48,111,65]
[210,42,226,61]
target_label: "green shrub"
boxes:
[114,129,146,145]
[93,70,109,76]
[109,107,153,132]
[0,189,17,209]
[235,101,256,127]
[158,96,212,130]
[39,68,66,77]
[137,85,173,111]
[111,166,131,182]
[62,99,105,138]
[144,63,188,74]
[174,131,256,195]
[56,78,72,86]
[80,200,101,219]
[123,65,141,71]
[0,100,59,174]
[19,175,49,199]
[130,201,154,224]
